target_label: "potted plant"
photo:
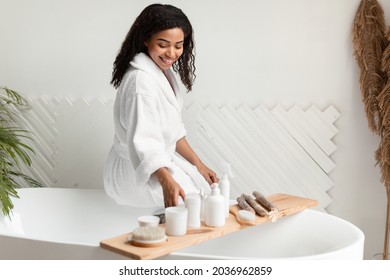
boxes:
[0,86,41,217]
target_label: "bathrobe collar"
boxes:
[130,53,183,113]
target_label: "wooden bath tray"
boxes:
[100,193,318,260]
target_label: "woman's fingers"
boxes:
[162,180,185,208]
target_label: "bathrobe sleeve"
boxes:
[126,92,174,187]
[178,121,187,140]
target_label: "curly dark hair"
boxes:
[111,4,196,91]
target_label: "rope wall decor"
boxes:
[352,0,390,260]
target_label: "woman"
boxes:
[104,4,218,208]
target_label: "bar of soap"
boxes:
[238,210,256,222]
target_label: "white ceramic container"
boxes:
[165,206,188,236]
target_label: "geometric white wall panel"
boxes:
[53,98,114,189]
[14,98,339,212]
[15,97,114,190]
[13,96,58,188]
[183,103,340,212]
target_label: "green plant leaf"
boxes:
[0,87,42,217]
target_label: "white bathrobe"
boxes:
[104,53,210,207]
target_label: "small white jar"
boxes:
[137,215,160,227]
[165,206,188,236]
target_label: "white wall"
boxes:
[1,0,390,260]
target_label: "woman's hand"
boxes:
[197,162,219,185]
[175,137,219,185]
[154,167,185,208]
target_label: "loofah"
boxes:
[252,191,277,212]
[236,195,255,214]
[252,191,279,222]
[242,194,268,217]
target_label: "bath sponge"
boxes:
[129,226,167,247]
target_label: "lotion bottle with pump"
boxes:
[219,162,232,218]
[204,183,225,227]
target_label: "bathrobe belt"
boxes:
[113,137,131,160]
[113,136,176,161]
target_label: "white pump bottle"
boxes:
[204,183,225,227]
[219,162,232,217]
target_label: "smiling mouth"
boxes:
[160,57,175,65]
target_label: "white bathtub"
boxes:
[0,188,364,260]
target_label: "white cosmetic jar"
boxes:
[137,215,160,228]
[165,206,188,236]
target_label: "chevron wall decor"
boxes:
[13,98,339,211]
[182,103,340,212]
[14,97,115,190]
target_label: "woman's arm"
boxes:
[153,137,217,207]
[176,137,218,184]
[153,167,185,208]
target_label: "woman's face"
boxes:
[145,28,184,70]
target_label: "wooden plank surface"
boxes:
[100,193,318,260]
